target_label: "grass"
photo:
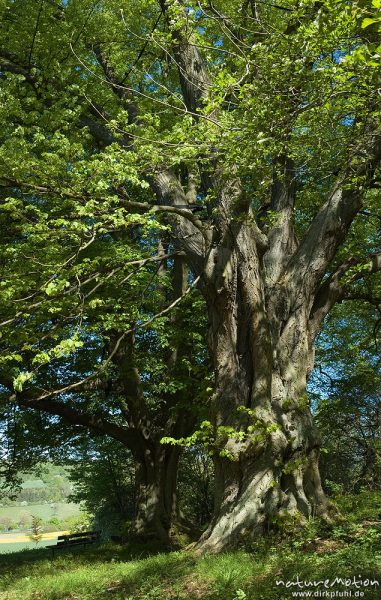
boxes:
[0,539,59,554]
[0,502,81,523]
[0,503,77,522]
[335,490,381,522]
[0,492,380,600]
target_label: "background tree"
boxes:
[67,439,215,539]
[0,159,209,543]
[68,436,136,538]
[28,516,43,546]
[312,301,381,493]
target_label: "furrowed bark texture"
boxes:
[132,442,182,543]
[193,217,329,552]
[156,0,381,553]
[193,143,380,551]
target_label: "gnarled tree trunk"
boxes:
[132,442,182,544]
[125,253,196,544]
[145,2,380,553]
[196,222,330,552]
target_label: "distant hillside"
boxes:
[0,464,72,506]
[0,464,82,535]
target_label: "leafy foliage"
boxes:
[28,515,43,546]
[312,302,381,492]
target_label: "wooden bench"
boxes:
[47,531,100,557]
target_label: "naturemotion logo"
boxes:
[275,575,379,597]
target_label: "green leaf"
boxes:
[361,17,379,28]
[13,371,34,392]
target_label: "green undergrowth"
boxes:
[0,492,380,600]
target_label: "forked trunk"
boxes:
[132,443,181,544]
[197,228,330,552]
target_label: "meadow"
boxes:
[0,492,379,600]
[0,536,63,554]
[0,465,81,545]
[0,503,80,525]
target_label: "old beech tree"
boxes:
[0,0,380,550]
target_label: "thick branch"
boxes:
[309,251,381,338]
[93,45,138,124]
[285,130,381,303]
[0,49,37,85]
[151,170,211,269]
[77,41,211,265]
[264,157,298,287]
[159,0,211,113]
[121,190,210,239]
[79,114,124,147]
[0,176,209,239]
[11,393,142,451]
[340,291,381,307]
[110,330,153,437]
[3,273,201,410]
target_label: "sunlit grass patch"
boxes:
[0,492,380,600]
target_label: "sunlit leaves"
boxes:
[361,0,381,29]
[0,0,379,464]
[13,371,34,392]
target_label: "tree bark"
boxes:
[115,253,194,544]
[195,222,331,552]
[149,9,381,552]
[132,442,182,544]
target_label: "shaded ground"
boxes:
[0,492,380,600]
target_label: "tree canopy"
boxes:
[0,0,380,550]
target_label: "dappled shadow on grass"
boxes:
[0,541,380,600]
[0,540,171,583]
[90,542,381,600]
[1,493,380,600]
[0,544,198,600]
[245,546,381,600]
[96,551,198,599]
